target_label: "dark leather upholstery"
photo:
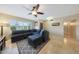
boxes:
[11,29,39,43]
[28,30,49,48]
[11,29,49,48]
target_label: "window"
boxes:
[9,19,33,31]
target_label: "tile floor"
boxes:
[1,33,79,54]
[39,34,79,54]
[1,39,19,54]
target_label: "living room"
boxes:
[0,4,79,54]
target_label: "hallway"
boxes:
[39,20,79,54]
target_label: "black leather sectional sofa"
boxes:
[11,29,49,48]
[28,30,49,48]
[11,29,39,42]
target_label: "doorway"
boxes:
[64,20,76,40]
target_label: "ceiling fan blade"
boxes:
[37,12,44,15]
[35,4,40,11]
[22,5,32,11]
[32,7,36,11]
[28,13,32,15]
[34,15,37,17]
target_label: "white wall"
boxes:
[48,19,64,37]
[43,14,79,39]
[0,18,12,40]
[43,18,64,38]
[76,21,79,40]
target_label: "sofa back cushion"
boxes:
[42,30,49,41]
[39,29,44,36]
[12,30,28,35]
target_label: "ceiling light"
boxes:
[32,11,37,15]
[64,22,68,25]
[46,16,54,21]
[64,38,67,44]
[70,23,75,25]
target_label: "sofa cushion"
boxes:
[12,30,27,35]
[11,29,40,43]
[28,34,40,40]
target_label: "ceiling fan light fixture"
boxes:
[32,11,37,15]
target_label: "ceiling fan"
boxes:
[22,4,44,17]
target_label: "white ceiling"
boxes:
[0,4,79,20]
